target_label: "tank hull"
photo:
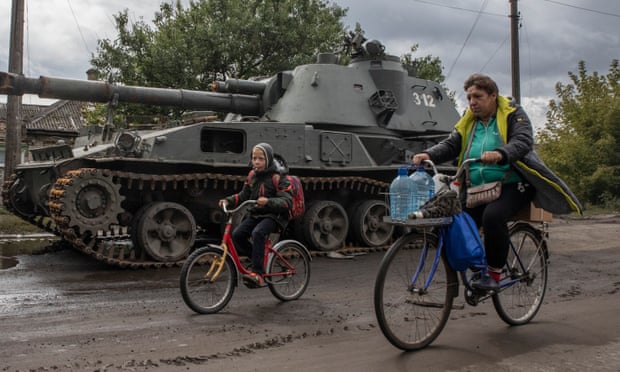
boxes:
[2,119,454,267]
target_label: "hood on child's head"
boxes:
[252,143,274,169]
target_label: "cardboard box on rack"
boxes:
[515,202,552,222]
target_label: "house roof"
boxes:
[0,100,84,134]
[0,102,47,122]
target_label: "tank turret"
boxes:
[1,34,459,268]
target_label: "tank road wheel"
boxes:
[346,200,365,243]
[351,200,394,247]
[57,169,124,235]
[302,200,349,251]
[136,202,196,262]
[130,203,156,259]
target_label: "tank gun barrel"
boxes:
[0,72,261,115]
[210,79,267,94]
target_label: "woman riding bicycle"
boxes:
[218,143,293,287]
[412,73,582,291]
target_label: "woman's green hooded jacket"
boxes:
[424,95,583,215]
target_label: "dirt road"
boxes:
[0,216,618,371]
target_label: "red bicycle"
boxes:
[179,199,312,314]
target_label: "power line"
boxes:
[411,0,505,17]
[543,0,620,18]
[452,32,508,106]
[25,0,30,77]
[66,0,91,55]
[479,34,508,73]
[414,0,620,19]
[446,0,489,80]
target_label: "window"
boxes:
[200,129,244,153]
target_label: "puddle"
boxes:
[0,239,56,256]
[0,236,60,269]
[0,256,19,269]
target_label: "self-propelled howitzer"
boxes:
[1,36,459,268]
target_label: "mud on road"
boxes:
[0,215,619,372]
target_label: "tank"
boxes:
[1,34,459,268]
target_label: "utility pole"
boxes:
[510,0,521,103]
[4,0,25,182]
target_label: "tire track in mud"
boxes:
[18,327,361,371]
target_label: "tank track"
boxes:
[3,168,390,269]
[2,174,59,235]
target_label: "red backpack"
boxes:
[279,174,305,220]
[271,153,305,220]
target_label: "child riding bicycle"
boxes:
[218,143,293,287]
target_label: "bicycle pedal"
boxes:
[242,278,260,289]
[243,282,258,289]
[242,276,266,289]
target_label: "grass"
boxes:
[0,206,48,234]
[579,204,619,216]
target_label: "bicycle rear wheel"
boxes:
[493,223,548,325]
[267,240,311,301]
[374,231,458,351]
[179,246,236,314]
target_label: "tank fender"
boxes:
[204,243,233,258]
[268,239,312,269]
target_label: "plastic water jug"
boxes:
[389,167,415,220]
[410,165,435,211]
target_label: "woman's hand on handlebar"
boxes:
[218,199,228,209]
[480,150,503,165]
[412,153,431,166]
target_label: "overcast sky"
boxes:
[1,0,619,128]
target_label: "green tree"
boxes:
[537,59,620,208]
[91,0,346,90]
[90,0,347,119]
[89,1,452,119]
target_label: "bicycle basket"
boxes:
[410,189,462,219]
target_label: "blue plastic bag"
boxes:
[444,212,486,271]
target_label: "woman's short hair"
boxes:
[464,73,499,95]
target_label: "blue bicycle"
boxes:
[374,160,549,351]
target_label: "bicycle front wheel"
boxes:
[493,223,548,325]
[374,231,458,351]
[179,246,236,314]
[267,240,311,301]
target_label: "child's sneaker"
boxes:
[242,272,265,288]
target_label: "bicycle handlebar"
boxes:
[419,159,439,175]
[422,158,481,186]
[222,199,257,214]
